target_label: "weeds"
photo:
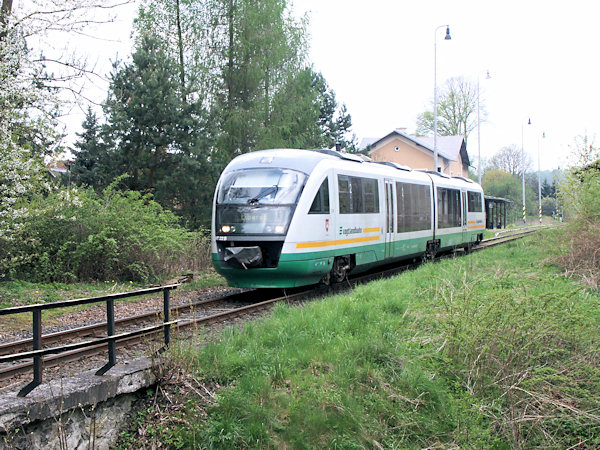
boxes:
[123,233,600,448]
[552,219,600,288]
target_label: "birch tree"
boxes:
[416,77,486,146]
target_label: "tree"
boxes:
[135,0,216,104]
[254,67,321,149]
[313,71,356,150]
[103,34,215,227]
[482,169,538,218]
[0,14,54,274]
[559,133,599,221]
[416,77,486,146]
[70,107,111,190]
[487,144,533,177]
[212,0,309,157]
[541,178,555,198]
[2,0,136,107]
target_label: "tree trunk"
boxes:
[227,0,234,114]
[1,0,13,37]
[1,0,12,19]
[175,0,186,103]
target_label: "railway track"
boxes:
[0,226,546,389]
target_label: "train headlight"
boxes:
[275,225,284,233]
[221,225,232,233]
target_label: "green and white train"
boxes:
[211,148,485,288]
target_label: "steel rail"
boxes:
[0,290,254,356]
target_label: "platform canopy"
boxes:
[484,196,512,229]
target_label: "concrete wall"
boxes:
[0,358,157,449]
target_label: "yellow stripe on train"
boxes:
[296,235,380,249]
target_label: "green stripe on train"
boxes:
[212,232,476,288]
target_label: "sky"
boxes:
[48,0,600,172]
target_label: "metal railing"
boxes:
[0,284,178,397]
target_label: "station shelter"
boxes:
[485,196,512,229]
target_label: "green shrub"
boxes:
[555,140,600,287]
[1,181,210,282]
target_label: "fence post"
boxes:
[96,298,116,375]
[163,288,171,347]
[18,307,43,397]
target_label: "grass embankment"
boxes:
[138,230,600,448]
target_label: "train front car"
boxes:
[211,149,333,288]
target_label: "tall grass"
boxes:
[161,232,600,448]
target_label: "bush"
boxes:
[555,140,600,287]
[1,181,210,282]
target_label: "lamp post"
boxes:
[477,70,491,185]
[434,24,451,173]
[538,132,545,224]
[521,118,531,224]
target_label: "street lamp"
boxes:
[434,24,451,172]
[538,131,545,224]
[477,70,491,184]
[521,118,531,224]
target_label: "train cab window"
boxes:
[396,183,431,232]
[467,191,483,212]
[309,178,330,214]
[338,175,379,214]
[437,187,461,228]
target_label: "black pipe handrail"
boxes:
[0,285,179,315]
[0,284,178,397]
[0,321,179,364]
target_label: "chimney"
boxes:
[335,143,341,152]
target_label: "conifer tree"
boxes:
[103,33,215,227]
[70,108,110,190]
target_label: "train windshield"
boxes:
[216,168,306,235]
[217,168,306,205]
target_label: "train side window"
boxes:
[467,191,483,212]
[362,178,379,213]
[309,178,330,214]
[338,177,351,213]
[338,175,379,214]
[437,187,461,228]
[396,183,431,232]
[350,177,364,213]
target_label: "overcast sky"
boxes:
[291,0,600,171]
[53,0,599,171]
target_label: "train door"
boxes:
[461,189,468,241]
[384,179,395,258]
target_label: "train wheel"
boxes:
[331,256,350,283]
[422,241,438,263]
